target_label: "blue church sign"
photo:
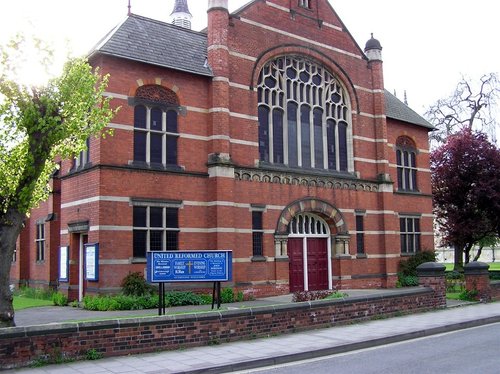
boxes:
[147,250,232,283]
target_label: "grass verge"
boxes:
[14,296,53,310]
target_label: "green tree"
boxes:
[0,37,116,327]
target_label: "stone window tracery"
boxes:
[258,56,351,172]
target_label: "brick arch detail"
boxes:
[396,135,417,150]
[250,44,360,114]
[275,198,348,236]
[128,78,185,104]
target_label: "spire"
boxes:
[404,90,408,105]
[127,0,131,16]
[171,0,192,29]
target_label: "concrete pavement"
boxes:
[4,300,500,374]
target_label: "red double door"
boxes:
[288,238,329,292]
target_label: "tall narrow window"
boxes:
[400,216,420,254]
[133,85,179,167]
[73,137,90,170]
[355,213,365,255]
[36,223,45,262]
[299,0,311,9]
[258,56,351,172]
[133,204,179,258]
[252,211,264,257]
[396,136,418,191]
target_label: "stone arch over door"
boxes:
[275,198,348,236]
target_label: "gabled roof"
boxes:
[90,14,212,77]
[384,90,433,129]
[90,13,431,130]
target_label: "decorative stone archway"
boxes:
[274,198,351,291]
[274,198,350,258]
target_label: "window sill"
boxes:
[131,257,147,264]
[251,255,267,262]
[129,162,183,172]
[356,253,367,259]
[400,252,418,257]
[67,162,93,176]
[394,189,426,196]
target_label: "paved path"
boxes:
[5,301,500,374]
[13,289,412,327]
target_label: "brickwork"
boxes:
[464,262,493,302]
[0,287,441,370]
[491,281,500,302]
[11,0,434,298]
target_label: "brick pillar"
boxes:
[416,262,446,308]
[464,261,491,302]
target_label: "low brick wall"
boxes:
[1,287,440,369]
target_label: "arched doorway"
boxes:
[288,213,331,292]
[274,198,350,292]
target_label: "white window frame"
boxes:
[134,106,179,166]
[35,223,45,262]
[399,215,421,254]
[132,200,181,257]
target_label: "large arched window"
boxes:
[132,85,179,167]
[395,136,418,191]
[258,56,351,172]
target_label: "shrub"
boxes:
[165,291,209,307]
[490,271,500,280]
[292,290,334,302]
[397,250,436,287]
[85,348,103,361]
[236,291,244,302]
[121,272,155,296]
[458,288,479,301]
[220,288,235,303]
[399,251,437,277]
[396,275,419,287]
[52,292,68,306]
[83,294,159,311]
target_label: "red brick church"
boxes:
[11,0,434,300]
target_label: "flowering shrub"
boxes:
[292,290,334,302]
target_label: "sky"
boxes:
[1,0,499,117]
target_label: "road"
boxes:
[240,323,500,374]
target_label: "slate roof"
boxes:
[384,89,433,129]
[90,14,212,77]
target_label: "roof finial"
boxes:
[171,0,192,29]
[404,90,408,105]
[127,0,131,16]
[364,33,383,61]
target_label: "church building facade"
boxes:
[11,0,434,300]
